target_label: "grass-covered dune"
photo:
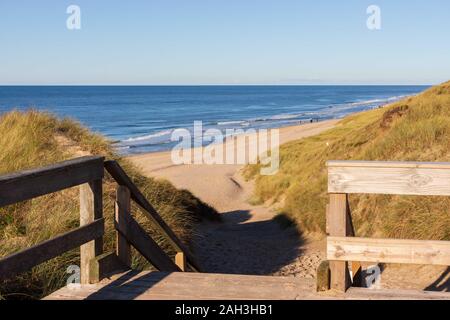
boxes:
[0,110,219,299]
[246,81,450,241]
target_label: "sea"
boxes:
[0,85,428,154]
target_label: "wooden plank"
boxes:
[327,236,450,266]
[114,212,180,272]
[45,271,319,300]
[328,164,450,196]
[80,180,103,284]
[0,156,104,207]
[44,271,450,300]
[328,193,351,292]
[327,160,450,169]
[115,186,132,267]
[0,219,104,280]
[104,160,201,272]
[175,252,186,271]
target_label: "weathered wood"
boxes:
[89,251,129,283]
[115,186,132,267]
[328,193,351,292]
[80,179,103,284]
[327,236,450,266]
[44,270,450,300]
[0,218,104,280]
[114,212,180,272]
[45,271,320,300]
[0,156,104,207]
[327,160,450,169]
[175,252,187,271]
[104,160,201,272]
[328,161,450,196]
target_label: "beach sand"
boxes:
[128,120,338,213]
[128,120,338,275]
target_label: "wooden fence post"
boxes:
[80,179,103,284]
[328,193,351,291]
[116,186,132,267]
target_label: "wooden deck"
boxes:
[44,271,450,300]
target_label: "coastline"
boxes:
[127,118,338,212]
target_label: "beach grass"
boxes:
[0,110,219,299]
[245,81,450,241]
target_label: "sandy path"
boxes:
[128,120,450,290]
[128,120,337,275]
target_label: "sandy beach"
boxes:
[128,119,339,213]
[128,120,338,275]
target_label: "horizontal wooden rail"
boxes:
[115,212,180,272]
[0,156,104,207]
[105,160,201,272]
[0,218,104,280]
[327,160,450,169]
[327,160,450,196]
[327,236,450,266]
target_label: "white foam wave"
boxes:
[269,113,302,120]
[122,129,172,142]
[217,120,249,126]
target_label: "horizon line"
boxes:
[0,83,434,87]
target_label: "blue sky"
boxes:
[0,0,449,85]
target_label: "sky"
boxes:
[0,0,449,85]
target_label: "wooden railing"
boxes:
[0,156,200,286]
[105,160,201,272]
[0,156,105,283]
[326,160,450,292]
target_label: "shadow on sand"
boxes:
[192,210,305,275]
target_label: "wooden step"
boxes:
[44,271,450,300]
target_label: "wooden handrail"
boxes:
[327,160,450,169]
[0,218,104,280]
[328,236,450,266]
[0,156,201,286]
[328,160,450,196]
[0,156,105,282]
[326,160,450,292]
[0,156,104,207]
[115,211,181,271]
[105,160,201,272]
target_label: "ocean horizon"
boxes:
[0,85,429,154]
